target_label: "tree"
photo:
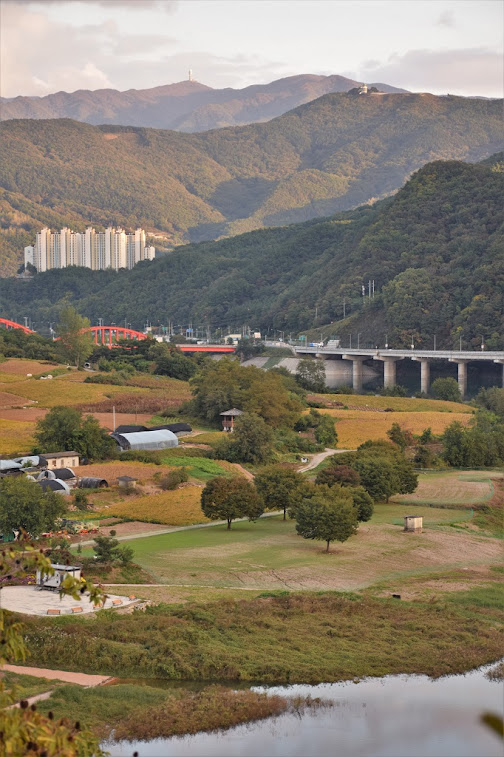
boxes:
[34,405,115,460]
[431,377,461,402]
[189,358,303,428]
[294,487,358,552]
[314,415,338,446]
[56,304,93,368]
[92,535,121,562]
[387,422,414,451]
[255,465,307,520]
[316,464,361,488]
[201,476,263,529]
[73,489,90,511]
[150,341,197,380]
[0,542,105,754]
[350,485,374,521]
[474,387,504,421]
[215,413,275,465]
[349,441,418,501]
[0,477,66,538]
[295,358,326,392]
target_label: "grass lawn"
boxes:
[114,502,500,591]
[392,469,504,506]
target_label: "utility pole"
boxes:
[343,297,346,319]
[434,335,437,351]
[349,334,352,349]
[385,334,388,349]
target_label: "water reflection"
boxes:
[105,662,503,757]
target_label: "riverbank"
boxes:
[22,577,503,684]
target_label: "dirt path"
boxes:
[3,664,112,687]
[78,510,283,546]
[299,448,349,472]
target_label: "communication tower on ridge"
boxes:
[188,69,194,82]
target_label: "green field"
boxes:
[115,502,498,592]
[392,469,503,506]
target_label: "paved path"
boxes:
[78,510,283,546]
[3,664,112,687]
[299,448,350,472]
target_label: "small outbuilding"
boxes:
[0,459,23,472]
[150,422,192,436]
[37,478,71,495]
[38,468,77,487]
[404,515,423,533]
[44,451,80,469]
[114,424,148,434]
[78,477,108,489]
[220,408,244,432]
[117,475,138,488]
[36,563,81,590]
[111,429,178,451]
[14,455,48,468]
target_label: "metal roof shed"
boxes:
[114,429,179,451]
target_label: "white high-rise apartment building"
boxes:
[26,227,155,272]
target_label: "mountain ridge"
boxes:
[0,74,407,131]
[0,91,502,276]
[1,155,502,350]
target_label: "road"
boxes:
[298,448,350,472]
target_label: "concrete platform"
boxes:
[0,585,138,616]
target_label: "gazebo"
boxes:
[220,408,244,432]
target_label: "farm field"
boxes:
[119,503,501,590]
[311,393,474,413]
[95,485,209,526]
[0,418,38,455]
[319,408,472,448]
[392,469,504,506]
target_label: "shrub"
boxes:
[160,468,189,490]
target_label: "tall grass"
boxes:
[23,587,504,684]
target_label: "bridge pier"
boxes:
[412,357,430,394]
[449,359,468,399]
[342,355,365,392]
[378,356,401,390]
[495,359,504,388]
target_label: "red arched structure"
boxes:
[84,326,149,347]
[0,318,34,334]
[56,325,237,352]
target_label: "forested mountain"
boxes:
[0,92,502,276]
[1,157,503,349]
[0,74,406,131]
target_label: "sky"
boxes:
[1,0,502,99]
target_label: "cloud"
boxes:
[360,48,503,98]
[5,1,177,9]
[0,2,177,96]
[0,0,287,96]
[436,10,455,28]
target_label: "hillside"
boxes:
[0,74,406,131]
[0,92,503,276]
[1,157,503,350]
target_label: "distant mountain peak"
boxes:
[0,73,407,132]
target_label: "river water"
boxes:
[105,662,503,757]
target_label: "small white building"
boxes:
[404,515,423,533]
[44,452,80,469]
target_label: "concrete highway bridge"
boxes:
[294,346,504,398]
